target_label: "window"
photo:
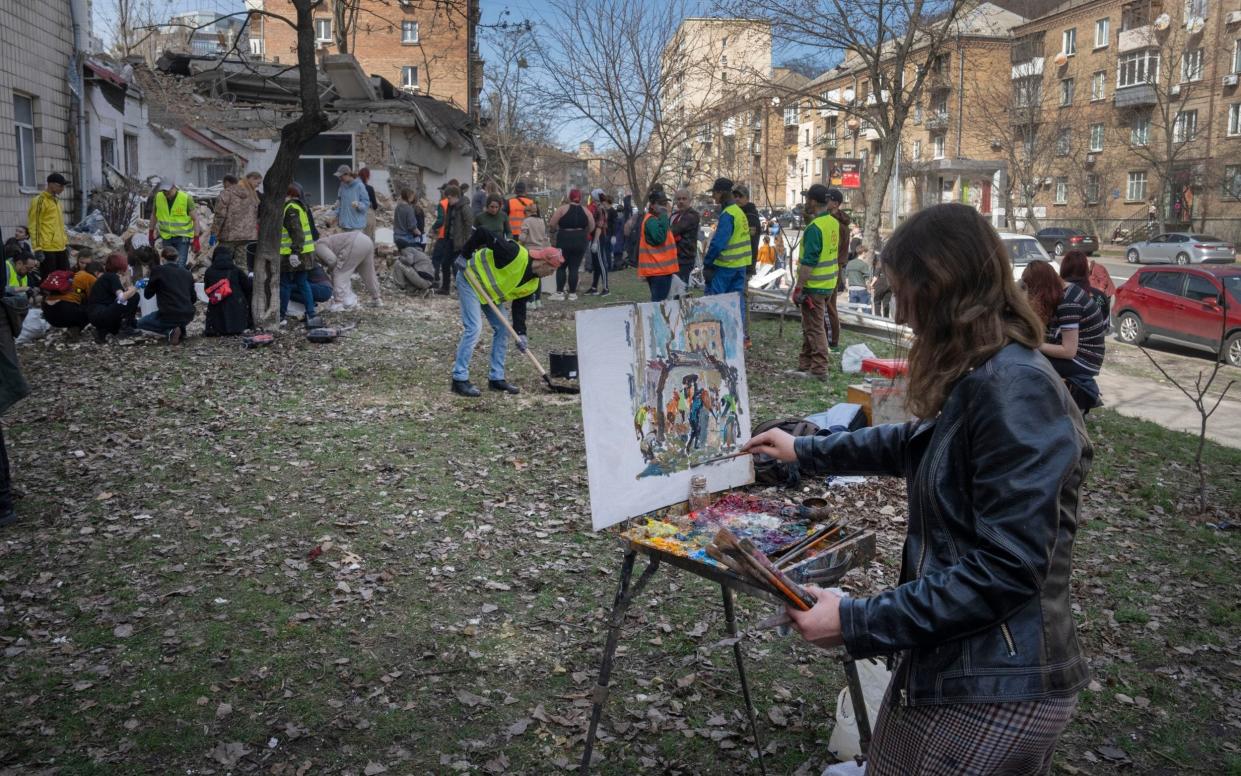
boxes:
[1223,164,1241,198]
[913,139,922,158]
[100,136,116,174]
[931,53,950,73]
[783,106,798,125]
[1090,71,1107,100]
[1086,173,1101,203]
[401,65,419,90]
[1121,1,1152,31]
[1184,275,1219,303]
[314,17,331,43]
[1060,78,1075,106]
[1094,18,1110,48]
[1057,127,1071,155]
[1014,76,1042,107]
[914,104,923,123]
[1090,123,1105,151]
[1181,49,1203,82]
[932,134,945,159]
[294,133,354,207]
[1127,170,1148,201]
[1174,109,1198,142]
[1131,115,1150,145]
[932,93,948,116]
[1055,177,1069,204]
[1234,40,1241,74]
[1118,50,1159,87]
[124,133,138,176]
[1184,0,1207,20]
[13,94,36,189]
[1142,271,1184,295]
[401,20,419,44]
[1229,103,1241,136]
[1062,28,1077,55]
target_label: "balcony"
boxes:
[1011,57,1044,80]
[924,113,949,130]
[815,132,839,149]
[928,70,952,92]
[1118,25,1154,53]
[1114,83,1157,106]
[863,126,881,141]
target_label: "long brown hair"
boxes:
[1021,259,1063,326]
[881,204,1044,418]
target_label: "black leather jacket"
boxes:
[795,343,1092,706]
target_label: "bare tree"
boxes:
[527,0,698,202]
[725,0,972,246]
[477,23,553,193]
[1060,104,1126,241]
[97,0,158,58]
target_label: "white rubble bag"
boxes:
[15,309,50,345]
[828,657,892,763]
[840,343,877,374]
[668,273,688,300]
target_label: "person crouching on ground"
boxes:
[139,245,196,344]
[637,190,678,302]
[450,229,561,398]
[203,246,252,337]
[86,252,140,344]
[743,203,1091,775]
[315,230,382,311]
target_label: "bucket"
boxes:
[549,350,578,380]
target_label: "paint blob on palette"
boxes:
[578,294,753,531]
[622,493,811,565]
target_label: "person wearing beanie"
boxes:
[789,184,840,379]
[507,181,536,240]
[701,177,753,345]
[548,188,594,301]
[450,229,562,397]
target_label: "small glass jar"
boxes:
[688,475,710,514]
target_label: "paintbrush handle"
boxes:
[690,451,750,467]
[737,537,816,610]
[714,529,813,611]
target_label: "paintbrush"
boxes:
[736,535,817,611]
[775,524,843,569]
[689,450,751,468]
[712,529,815,611]
[706,543,769,583]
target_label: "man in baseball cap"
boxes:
[788,183,842,379]
[27,174,71,273]
[334,165,368,232]
[701,176,753,345]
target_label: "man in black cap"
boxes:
[701,177,753,344]
[28,173,71,275]
[732,184,762,279]
[788,184,841,379]
[822,187,849,352]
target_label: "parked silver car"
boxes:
[1124,233,1237,265]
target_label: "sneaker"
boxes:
[584,288,598,296]
[451,379,481,398]
[599,289,611,297]
[278,318,289,328]
[568,293,578,301]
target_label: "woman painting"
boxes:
[744,203,1092,775]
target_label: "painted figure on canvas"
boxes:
[631,297,746,478]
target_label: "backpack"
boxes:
[751,417,820,486]
[205,277,232,305]
[40,270,74,294]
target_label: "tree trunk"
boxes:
[865,140,898,247]
[252,0,332,328]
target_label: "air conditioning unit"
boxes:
[1170,83,1181,95]
[1225,73,1240,87]
[1226,10,1241,24]
[1086,153,1098,164]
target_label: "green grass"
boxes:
[0,270,1237,774]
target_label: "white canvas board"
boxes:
[577,293,754,531]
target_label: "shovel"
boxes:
[463,271,580,394]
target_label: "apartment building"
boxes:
[1010,0,1241,237]
[254,0,482,118]
[662,18,773,197]
[1,1,76,233]
[781,2,1026,226]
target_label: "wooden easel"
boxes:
[579,542,874,774]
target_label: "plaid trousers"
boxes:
[867,684,1078,776]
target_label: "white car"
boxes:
[1000,232,1060,282]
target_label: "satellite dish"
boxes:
[1154,12,1171,29]
[1054,52,1069,66]
[843,87,856,103]
[1188,16,1205,34]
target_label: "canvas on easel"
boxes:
[576,292,753,531]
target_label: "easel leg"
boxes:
[580,551,660,774]
[721,585,768,776]
[843,660,871,760]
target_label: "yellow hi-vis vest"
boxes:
[466,244,538,305]
[802,213,841,292]
[154,190,194,239]
[6,261,27,289]
[280,201,316,256]
[716,202,752,268]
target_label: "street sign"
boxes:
[830,160,862,189]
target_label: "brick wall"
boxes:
[258,0,473,112]
[0,1,75,233]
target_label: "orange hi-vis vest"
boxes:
[508,196,533,238]
[637,213,678,278]
[437,197,449,239]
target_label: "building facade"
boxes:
[1009,0,1241,240]
[254,0,482,119]
[1,0,76,233]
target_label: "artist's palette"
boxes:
[622,493,814,566]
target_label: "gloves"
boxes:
[702,265,715,286]
[791,286,805,306]
[517,335,529,353]
[192,236,201,253]
[148,229,156,245]
[289,254,301,268]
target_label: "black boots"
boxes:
[488,379,520,395]
[451,379,481,397]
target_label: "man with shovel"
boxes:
[451,229,562,397]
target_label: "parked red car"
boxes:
[1113,265,1241,366]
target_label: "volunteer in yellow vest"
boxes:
[451,229,562,398]
[152,180,199,269]
[27,172,70,275]
[790,184,841,379]
[278,183,323,328]
[637,189,678,302]
[701,177,753,344]
[5,255,35,293]
[507,180,535,239]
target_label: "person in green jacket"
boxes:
[790,184,841,379]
